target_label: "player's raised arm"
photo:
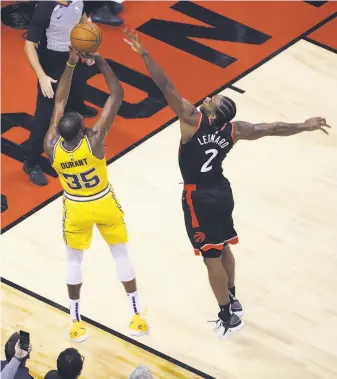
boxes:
[233,117,331,142]
[44,48,79,161]
[124,29,199,128]
[87,54,124,151]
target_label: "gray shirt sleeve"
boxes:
[1,358,21,379]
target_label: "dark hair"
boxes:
[212,96,236,127]
[57,348,83,379]
[5,332,20,362]
[58,112,82,141]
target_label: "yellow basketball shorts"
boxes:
[62,188,128,250]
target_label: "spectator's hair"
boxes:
[57,348,83,379]
[5,332,20,362]
[129,366,153,379]
[58,112,83,142]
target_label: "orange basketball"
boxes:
[70,22,102,53]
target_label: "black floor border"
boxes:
[1,11,336,235]
[303,36,337,55]
[227,85,245,94]
[1,277,215,379]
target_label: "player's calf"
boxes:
[222,245,244,317]
[66,247,88,342]
[109,243,149,336]
[203,254,244,339]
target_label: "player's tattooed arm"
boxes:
[44,48,79,161]
[233,117,330,142]
[124,29,199,128]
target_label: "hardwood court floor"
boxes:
[1,283,203,379]
[1,2,337,379]
[2,40,337,378]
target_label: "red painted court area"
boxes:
[1,1,337,231]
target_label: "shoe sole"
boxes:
[30,178,48,186]
[219,320,245,341]
[129,330,149,337]
[69,333,89,343]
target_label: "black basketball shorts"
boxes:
[182,183,238,258]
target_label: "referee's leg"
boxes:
[24,82,55,186]
[24,49,66,186]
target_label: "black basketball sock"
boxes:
[229,286,236,300]
[219,303,231,321]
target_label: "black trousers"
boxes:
[25,48,89,169]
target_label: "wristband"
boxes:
[66,61,76,68]
[14,355,24,363]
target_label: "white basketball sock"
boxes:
[127,290,141,316]
[69,299,81,322]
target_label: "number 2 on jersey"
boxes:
[63,168,100,190]
[201,149,218,172]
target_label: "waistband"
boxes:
[64,184,110,202]
[183,181,230,191]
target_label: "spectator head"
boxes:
[5,332,29,365]
[129,366,153,379]
[57,348,84,379]
[58,112,85,142]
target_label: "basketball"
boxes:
[70,22,102,53]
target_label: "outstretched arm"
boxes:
[233,117,331,142]
[124,29,199,128]
[87,54,124,153]
[44,48,79,161]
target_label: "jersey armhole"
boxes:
[52,136,61,162]
[231,122,236,143]
[84,135,93,154]
[85,134,106,160]
[196,112,202,131]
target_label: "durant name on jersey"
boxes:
[60,158,89,169]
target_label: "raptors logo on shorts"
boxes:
[194,231,206,243]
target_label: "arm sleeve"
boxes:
[0,358,20,379]
[26,1,56,43]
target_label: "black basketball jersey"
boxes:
[179,112,235,185]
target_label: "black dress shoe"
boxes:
[108,1,124,15]
[77,105,98,118]
[23,160,30,175]
[91,4,124,26]
[25,165,48,186]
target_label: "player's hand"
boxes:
[68,46,80,65]
[39,74,57,99]
[79,52,100,60]
[304,117,331,135]
[124,28,147,55]
[85,59,95,66]
[14,341,32,360]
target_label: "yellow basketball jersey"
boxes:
[53,135,110,200]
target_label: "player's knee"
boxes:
[109,243,128,258]
[202,248,223,261]
[203,255,222,269]
[109,244,135,282]
[66,247,83,285]
[222,243,231,255]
